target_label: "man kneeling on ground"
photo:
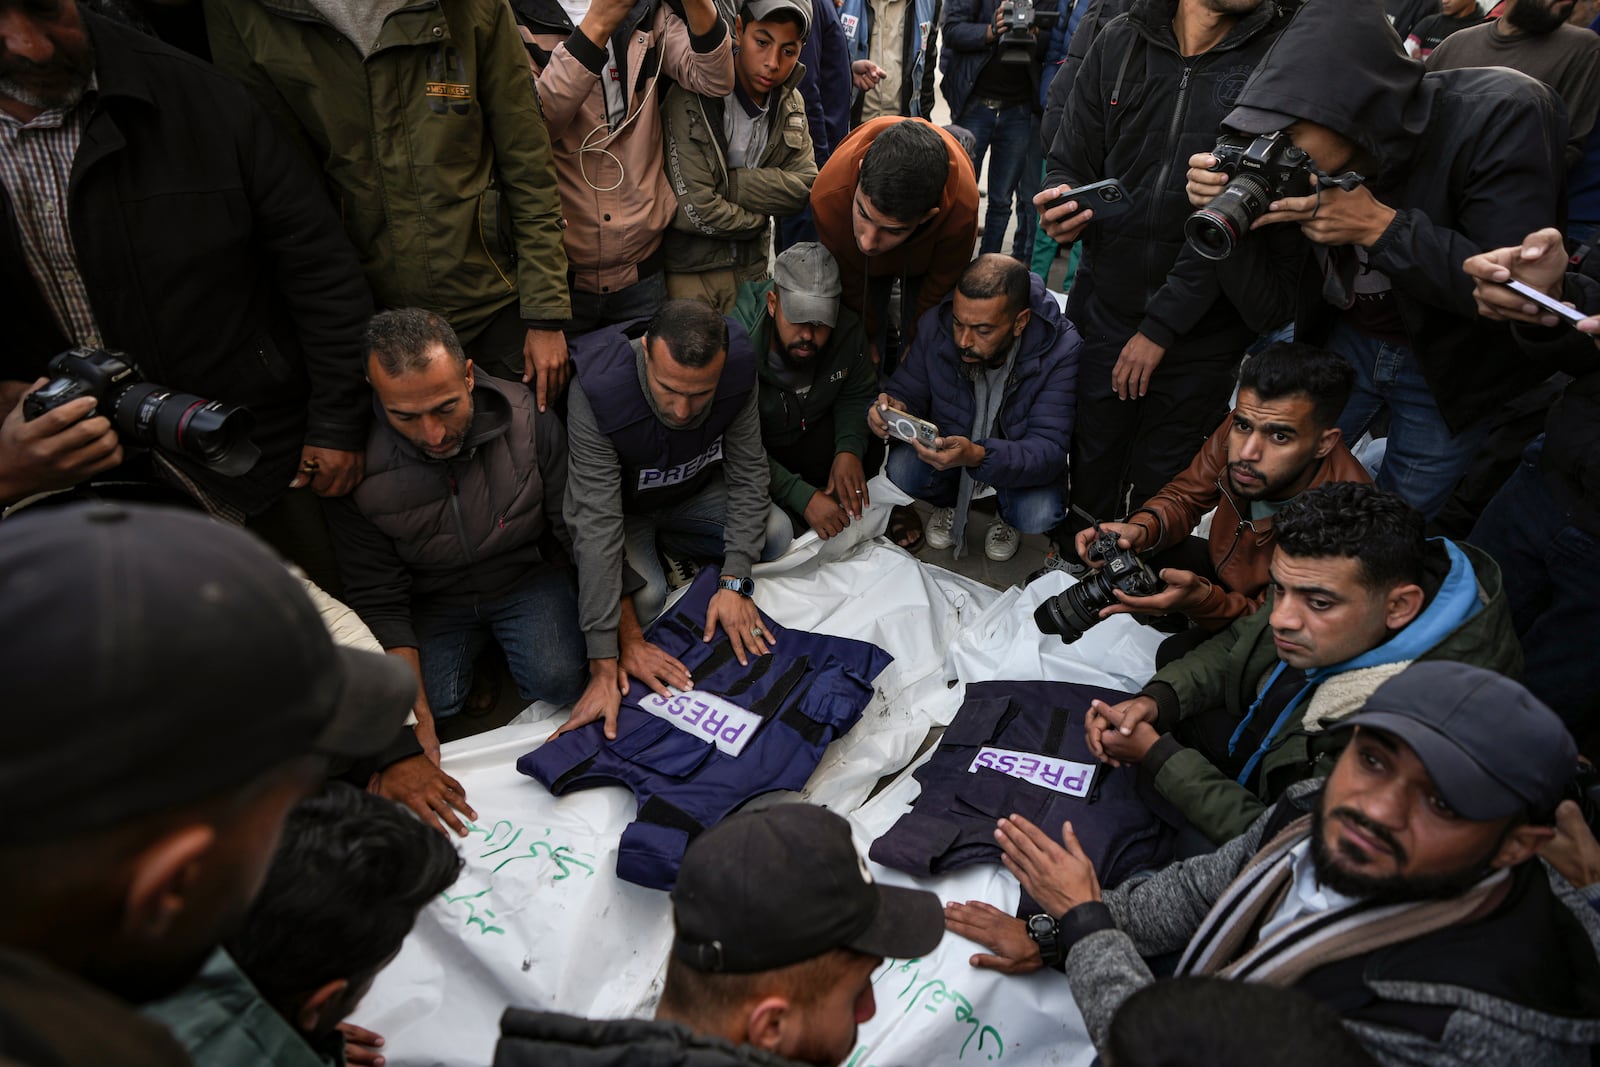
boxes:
[495,804,944,1066]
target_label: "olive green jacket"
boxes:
[1138,540,1522,844]
[662,66,816,276]
[206,0,570,341]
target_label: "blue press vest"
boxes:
[869,680,1175,903]
[518,568,894,890]
[837,0,937,117]
[570,318,759,511]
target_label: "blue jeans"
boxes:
[886,442,1064,533]
[1328,320,1487,519]
[415,567,588,718]
[1468,439,1599,733]
[957,98,1042,259]
[623,474,791,622]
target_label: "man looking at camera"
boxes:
[1185,0,1565,517]
[869,254,1079,561]
[733,243,878,542]
[1065,342,1369,664]
[980,664,1600,1065]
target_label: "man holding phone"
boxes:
[1036,0,1284,549]
[868,255,1080,560]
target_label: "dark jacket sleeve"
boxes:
[535,404,574,558]
[1042,15,1110,191]
[943,0,993,54]
[1137,244,1228,350]
[1212,220,1307,335]
[322,495,418,650]
[240,94,373,452]
[974,325,1077,488]
[799,0,854,164]
[1142,605,1260,725]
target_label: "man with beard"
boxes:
[321,308,587,835]
[868,254,1080,561]
[1427,0,1600,169]
[1065,343,1370,665]
[989,662,1600,1064]
[733,244,877,543]
[494,804,946,1067]
[0,503,416,1066]
[0,0,372,526]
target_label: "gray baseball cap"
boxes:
[1335,663,1577,821]
[772,242,841,327]
[742,0,812,37]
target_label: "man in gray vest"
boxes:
[562,300,784,743]
[323,309,588,833]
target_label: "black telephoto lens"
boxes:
[115,385,262,477]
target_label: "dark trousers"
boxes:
[1146,535,1220,669]
[1068,297,1237,531]
[1468,438,1599,734]
[567,271,667,337]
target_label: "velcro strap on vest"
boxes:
[1042,706,1073,755]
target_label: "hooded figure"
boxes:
[1202,0,1566,520]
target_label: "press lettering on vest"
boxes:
[969,746,1096,798]
[639,688,763,757]
[636,438,725,491]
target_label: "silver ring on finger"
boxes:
[751,626,764,639]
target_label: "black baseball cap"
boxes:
[671,804,944,973]
[1336,662,1577,821]
[0,502,417,844]
[1223,105,1299,136]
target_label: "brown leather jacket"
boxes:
[1123,416,1372,630]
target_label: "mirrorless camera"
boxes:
[1034,526,1165,644]
[996,0,1058,66]
[24,348,261,476]
[1184,130,1315,261]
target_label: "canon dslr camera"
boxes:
[1184,130,1315,261]
[1034,526,1165,644]
[24,348,261,476]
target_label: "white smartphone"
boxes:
[1503,279,1589,325]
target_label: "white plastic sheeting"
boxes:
[355,477,1159,1067]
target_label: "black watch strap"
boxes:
[1026,912,1064,967]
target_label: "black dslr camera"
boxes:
[1184,130,1316,261]
[996,0,1058,66]
[24,348,261,476]
[1034,525,1165,644]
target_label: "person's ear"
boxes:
[122,825,217,942]
[1493,823,1557,869]
[767,289,780,319]
[744,995,795,1053]
[294,978,351,1034]
[463,358,475,390]
[1312,425,1341,461]
[918,207,940,225]
[1012,307,1032,337]
[1383,582,1425,630]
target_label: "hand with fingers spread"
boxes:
[338,1022,387,1067]
[994,814,1101,920]
[619,599,693,697]
[704,585,772,666]
[944,900,1043,974]
[369,754,477,837]
[554,658,627,742]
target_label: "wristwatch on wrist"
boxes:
[718,575,754,598]
[1026,912,1064,967]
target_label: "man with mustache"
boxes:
[867,253,1080,562]
[734,243,878,543]
[1065,342,1371,665]
[988,663,1600,1064]
[1427,0,1600,170]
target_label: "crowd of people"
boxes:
[5,0,1600,1062]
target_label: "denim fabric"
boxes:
[886,441,1065,533]
[415,566,587,718]
[957,98,1043,259]
[1468,439,1599,733]
[566,271,667,336]
[1329,319,1488,519]
[623,475,791,622]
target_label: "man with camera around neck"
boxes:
[1184,0,1566,519]
[1066,342,1371,664]
[867,254,1080,561]
[1035,0,1285,548]
[0,0,372,522]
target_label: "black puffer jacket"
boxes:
[1516,271,1600,534]
[1212,0,1568,433]
[494,1011,812,1067]
[1044,0,1281,353]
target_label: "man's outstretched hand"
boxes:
[944,900,1043,974]
[995,814,1102,919]
[370,754,476,837]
